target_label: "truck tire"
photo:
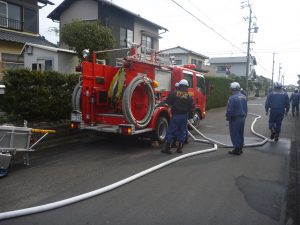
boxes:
[72,81,82,111]
[191,111,201,128]
[152,117,168,144]
[122,75,155,128]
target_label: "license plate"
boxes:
[71,112,82,122]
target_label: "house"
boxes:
[21,43,79,74]
[209,56,257,78]
[0,0,56,78]
[47,0,168,65]
[159,46,209,69]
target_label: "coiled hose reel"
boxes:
[122,75,155,129]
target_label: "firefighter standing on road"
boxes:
[290,88,300,117]
[265,82,290,141]
[162,79,194,154]
[226,82,248,155]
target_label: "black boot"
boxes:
[228,148,242,155]
[274,133,279,142]
[176,143,184,154]
[270,128,275,140]
[161,143,172,154]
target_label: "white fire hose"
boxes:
[0,112,268,220]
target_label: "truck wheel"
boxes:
[153,117,168,144]
[191,111,201,128]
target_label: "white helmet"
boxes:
[179,79,189,86]
[230,82,240,91]
[175,82,179,87]
[273,82,282,89]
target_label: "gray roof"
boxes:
[48,0,168,31]
[0,29,57,47]
[209,56,247,64]
[160,46,209,59]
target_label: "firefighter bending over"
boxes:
[226,82,248,155]
[162,79,195,154]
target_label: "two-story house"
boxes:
[47,0,168,65]
[0,0,56,77]
[209,56,257,79]
[160,46,209,69]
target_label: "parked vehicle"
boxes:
[71,44,206,143]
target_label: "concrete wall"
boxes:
[60,0,98,26]
[24,47,78,74]
[0,41,24,79]
[134,18,160,51]
[58,52,79,74]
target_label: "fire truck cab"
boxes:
[71,45,206,144]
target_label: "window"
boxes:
[183,72,193,88]
[196,75,206,96]
[7,3,21,30]
[217,66,226,73]
[0,2,22,30]
[0,1,8,27]
[32,59,53,72]
[45,60,53,71]
[24,8,37,33]
[141,35,152,53]
[120,27,133,48]
[174,59,182,65]
[1,53,24,69]
[191,58,203,67]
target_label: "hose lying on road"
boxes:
[0,142,217,220]
[188,112,269,148]
[0,112,268,220]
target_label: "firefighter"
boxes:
[290,88,300,117]
[265,82,289,141]
[171,82,189,148]
[162,79,194,154]
[226,82,248,155]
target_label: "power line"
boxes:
[170,0,246,54]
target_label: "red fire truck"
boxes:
[71,45,206,143]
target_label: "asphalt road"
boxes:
[0,96,295,225]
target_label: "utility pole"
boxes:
[271,52,275,89]
[241,0,258,100]
[278,63,282,82]
[245,6,252,100]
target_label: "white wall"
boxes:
[24,47,78,74]
[58,52,79,74]
[24,47,58,71]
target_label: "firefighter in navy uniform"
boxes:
[162,79,195,154]
[290,88,300,117]
[226,82,248,155]
[265,82,290,141]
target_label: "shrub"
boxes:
[205,76,232,110]
[1,69,79,122]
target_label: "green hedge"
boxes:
[205,76,232,110]
[1,69,79,122]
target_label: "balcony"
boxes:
[0,16,23,31]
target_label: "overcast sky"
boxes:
[40,0,300,85]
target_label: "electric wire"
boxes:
[170,0,246,54]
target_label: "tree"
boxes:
[60,20,115,61]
